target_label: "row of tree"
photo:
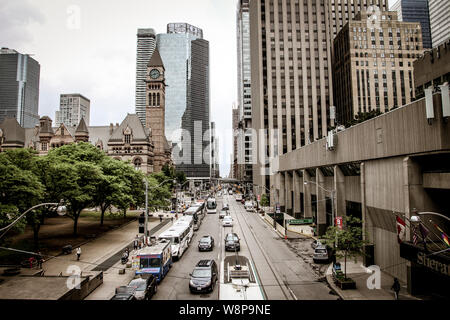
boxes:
[0,142,186,248]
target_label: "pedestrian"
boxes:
[138,241,142,250]
[76,247,81,261]
[171,217,174,223]
[36,252,44,269]
[133,238,138,251]
[159,216,163,223]
[391,277,401,300]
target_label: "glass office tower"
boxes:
[392,0,432,48]
[156,24,202,142]
[0,48,40,128]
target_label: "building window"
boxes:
[134,158,142,170]
[124,134,131,144]
[42,142,47,151]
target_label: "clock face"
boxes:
[150,69,160,79]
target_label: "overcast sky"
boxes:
[0,0,237,177]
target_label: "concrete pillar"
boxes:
[293,170,301,218]
[303,170,312,218]
[334,165,346,218]
[285,172,293,215]
[360,162,373,243]
[279,172,286,212]
[316,168,327,236]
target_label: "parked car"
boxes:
[313,245,331,263]
[110,293,136,300]
[198,235,214,251]
[311,239,323,250]
[115,286,136,295]
[128,274,157,300]
[222,216,233,227]
[224,233,240,252]
[189,259,218,293]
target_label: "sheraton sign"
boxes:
[400,242,450,278]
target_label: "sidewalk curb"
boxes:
[255,212,318,241]
[43,217,139,264]
[325,263,346,300]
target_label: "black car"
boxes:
[198,235,214,251]
[224,233,240,252]
[110,293,136,300]
[128,274,158,300]
[189,260,218,293]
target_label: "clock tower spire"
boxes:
[145,48,170,172]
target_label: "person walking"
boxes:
[36,252,44,269]
[76,247,81,261]
[134,238,138,251]
[391,277,401,300]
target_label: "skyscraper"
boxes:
[333,10,422,125]
[0,48,40,128]
[55,93,90,128]
[175,37,210,179]
[237,0,254,183]
[428,0,450,48]
[156,23,203,142]
[249,0,334,193]
[135,29,157,125]
[391,0,432,48]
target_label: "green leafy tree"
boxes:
[322,216,368,280]
[43,143,105,235]
[146,174,172,212]
[260,194,269,207]
[114,163,145,218]
[0,149,45,247]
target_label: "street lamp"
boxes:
[410,211,450,222]
[175,180,191,215]
[304,180,337,246]
[143,178,176,245]
[0,201,67,240]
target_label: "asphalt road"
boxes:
[153,194,337,300]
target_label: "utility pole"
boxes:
[144,179,148,246]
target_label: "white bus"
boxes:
[174,215,194,244]
[158,224,190,261]
[206,198,217,214]
[184,206,204,231]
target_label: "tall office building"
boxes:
[55,93,90,128]
[391,0,431,48]
[176,37,210,179]
[135,29,157,125]
[156,23,203,142]
[210,121,220,178]
[232,104,242,180]
[249,0,334,193]
[333,10,422,125]
[428,0,450,48]
[237,0,254,183]
[0,48,40,128]
[328,0,387,38]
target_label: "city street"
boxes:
[153,194,337,300]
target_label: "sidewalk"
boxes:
[42,218,159,276]
[325,257,420,300]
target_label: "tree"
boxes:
[260,194,269,207]
[43,143,105,235]
[0,149,45,248]
[114,163,145,218]
[146,174,172,212]
[322,216,368,280]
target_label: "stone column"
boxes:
[316,168,327,236]
[279,172,286,212]
[334,165,346,218]
[285,171,293,215]
[293,170,301,218]
[303,170,312,218]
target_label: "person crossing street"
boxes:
[76,247,81,261]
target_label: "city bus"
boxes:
[158,224,191,261]
[184,206,204,231]
[174,215,194,243]
[206,198,217,214]
[133,239,172,282]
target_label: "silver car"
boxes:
[313,246,330,263]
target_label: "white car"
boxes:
[222,216,233,227]
[235,194,242,201]
[244,201,254,212]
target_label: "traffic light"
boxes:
[138,214,145,234]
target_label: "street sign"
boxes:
[286,218,313,225]
[257,195,261,201]
[335,216,343,229]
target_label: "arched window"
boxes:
[152,93,156,106]
[124,134,131,144]
[134,158,142,170]
[157,93,160,106]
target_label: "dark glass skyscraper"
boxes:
[392,0,432,48]
[0,48,40,128]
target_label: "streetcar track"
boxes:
[229,197,293,300]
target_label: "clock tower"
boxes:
[145,48,170,172]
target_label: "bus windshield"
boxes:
[140,257,161,268]
[207,200,216,209]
